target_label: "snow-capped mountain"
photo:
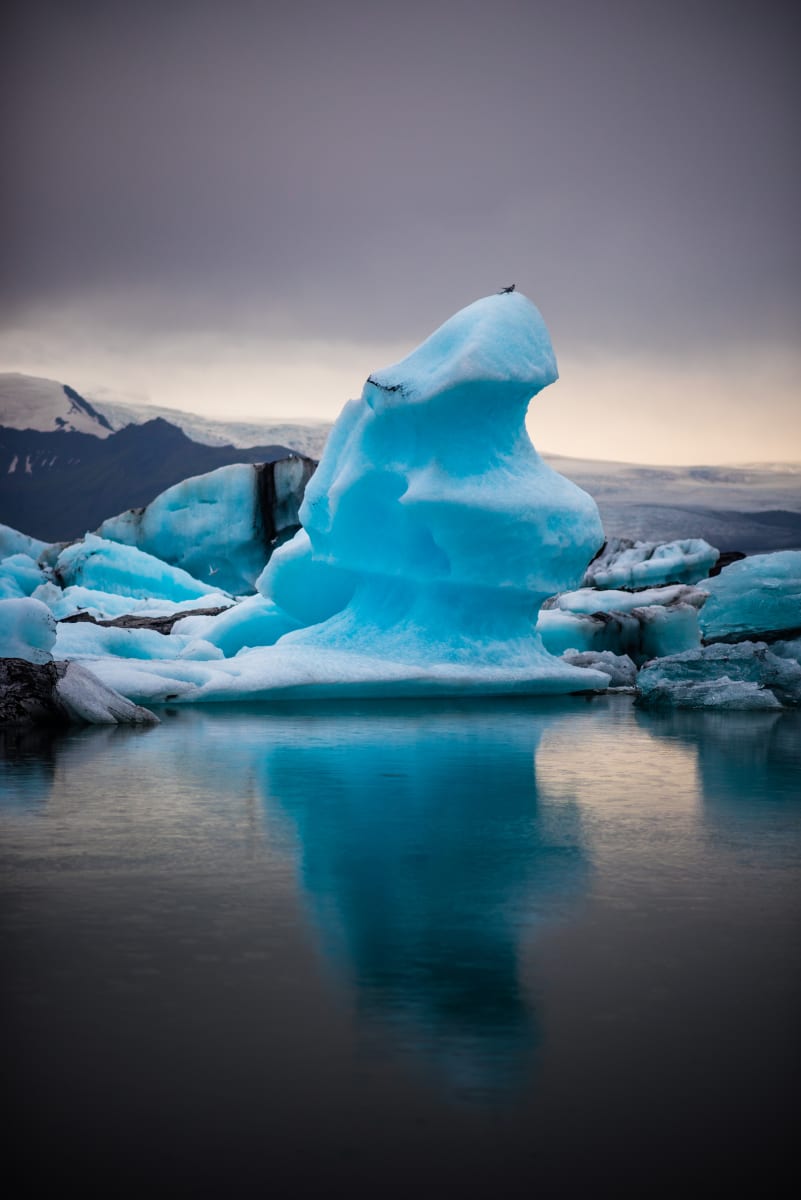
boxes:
[0,373,116,438]
[0,374,318,541]
[93,396,332,459]
[0,372,332,457]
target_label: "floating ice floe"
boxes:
[66,293,612,702]
[698,550,801,643]
[583,536,719,589]
[636,641,801,709]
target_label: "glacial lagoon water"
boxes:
[2,695,799,1195]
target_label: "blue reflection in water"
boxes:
[257,700,588,1092]
[1,698,799,1191]
[636,707,801,820]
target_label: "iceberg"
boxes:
[257,294,606,686]
[560,650,638,688]
[636,642,801,710]
[583,537,719,589]
[97,457,316,596]
[699,551,801,643]
[64,293,611,702]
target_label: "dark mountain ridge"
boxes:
[0,418,308,541]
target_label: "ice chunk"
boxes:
[537,602,700,664]
[97,457,315,596]
[53,619,224,662]
[0,596,57,663]
[33,582,233,622]
[54,533,229,603]
[584,537,719,589]
[699,550,801,642]
[636,641,801,709]
[771,636,801,666]
[0,553,47,599]
[560,650,637,688]
[0,523,49,560]
[543,583,706,615]
[54,660,159,724]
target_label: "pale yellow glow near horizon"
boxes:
[1,324,800,465]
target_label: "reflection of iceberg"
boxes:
[0,701,590,1096]
[259,701,589,1094]
[0,721,160,811]
[0,725,59,809]
[635,706,801,824]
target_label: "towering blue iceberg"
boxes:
[52,293,610,701]
[259,293,605,688]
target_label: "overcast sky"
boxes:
[3,0,799,463]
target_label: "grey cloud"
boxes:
[3,0,799,356]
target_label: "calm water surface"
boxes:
[1,696,799,1195]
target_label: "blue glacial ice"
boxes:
[698,550,801,643]
[0,522,49,599]
[537,584,702,664]
[97,458,315,596]
[63,293,612,702]
[52,533,232,605]
[0,596,57,664]
[0,522,48,561]
[0,552,48,600]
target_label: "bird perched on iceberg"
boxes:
[499,283,516,294]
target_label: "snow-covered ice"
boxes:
[583,537,718,589]
[542,583,706,615]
